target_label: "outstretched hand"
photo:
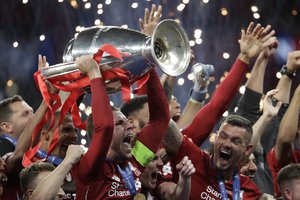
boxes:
[239,22,276,63]
[38,54,47,71]
[139,4,162,36]
[38,54,59,94]
[259,27,279,58]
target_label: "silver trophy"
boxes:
[41,19,191,93]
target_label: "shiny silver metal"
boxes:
[41,19,190,93]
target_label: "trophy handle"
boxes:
[149,19,191,76]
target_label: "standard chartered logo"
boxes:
[200,186,222,199]
[200,186,244,200]
[108,178,142,197]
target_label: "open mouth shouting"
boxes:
[123,133,133,153]
[151,170,161,180]
[244,172,255,179]
[149,170,161,188]
[218,149,231,165]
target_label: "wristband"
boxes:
[189,88,207,102]
[271,96,288,108]
[280,65,296,79]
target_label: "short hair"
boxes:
[221,114,253,143]
[0,95,24,124]
[120,95,148,117]
[86,106,119,139]
[278,163,300,191]
[19,162,55,191]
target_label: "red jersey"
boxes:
[153,58,251,199]
[267,147,300,197]
[72,70,170,200]
[74,159,142,200]
[171,137,262,200]
[1,177,20,200]
[182,59,249,146]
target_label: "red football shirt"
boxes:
[153,58,251,199]
[72,70,170,200]
[171,137,262,200]
[74,159,142,200]
[267,147,300,198]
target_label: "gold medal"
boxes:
[133,193,146,200]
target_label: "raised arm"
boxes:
[251,89,281,150]
[183,23,276,146]
[146,3,207,128]
[176,63,214,129]
[163,120,183,157]
[260,50,300,153]
[139,4,162,37]
[160,73,176,103]
[272,51,300,164]
[6,55,53,174]
[237,36,278,124]
[246,28,278,94]
[183,57,249,145]
[72,56,114,184]
[132,69,170,167]
[140,3,178,107]
[30,145,84,200]
[273,51,300,104]
[5,100,48,173]
[274,84,300,165]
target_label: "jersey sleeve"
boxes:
[72,78,114,185]
[266,148,281,198]
[236,87,263,125]
[182,59,248,146]
[171,136,206,166]
[132,70,170,167]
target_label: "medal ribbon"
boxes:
[36,149,63,166]
[0,134,62,166]
[0,134,17,146]
[217,168,240,200]
[117,164,137,196]
[23,44,151,167]
[22,44,125,167]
